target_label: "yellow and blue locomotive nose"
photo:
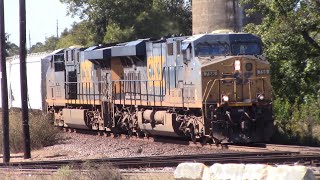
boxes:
[201,56,271,106]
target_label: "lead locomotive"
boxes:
[46,33,274,144]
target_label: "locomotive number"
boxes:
[203,70,218,77]
[256,69,270,75]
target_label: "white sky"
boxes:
[4,0,79,46]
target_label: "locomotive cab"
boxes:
[183,33,273,143]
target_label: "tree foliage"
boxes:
[60,0,191,43]
[30,36,59,53]
[56,21,95,48]
[242,0,320,142]
[242,0,320,102]
[5,34,19,56]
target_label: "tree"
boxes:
[56,21,95,48]
[30,36,59,53]
[60,0,191,43]
[6,42,19,57]
[242,0,320,142]
[242,0,320,102]
[5,34,19,56]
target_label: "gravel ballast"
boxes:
[20,132,236,161]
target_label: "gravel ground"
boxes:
[2,132,320,179]
[7,132,235,162]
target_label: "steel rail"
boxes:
[0,152,319,170]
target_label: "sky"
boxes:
[4,0,79,47]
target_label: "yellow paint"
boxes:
[80,61,93,87]
[147,56,165,87]
[218,102,253,107]
[46,99,101,105]
[113,99,203,108]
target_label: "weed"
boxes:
[0,110,62,153]
[53,163,124,180]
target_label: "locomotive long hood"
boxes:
[83,39,149,61]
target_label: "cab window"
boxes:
[54,54,65,72]
[195,43,229,56]
[231,43,261,55]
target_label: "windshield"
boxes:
[195,43,229,56]
[231,43,261,55]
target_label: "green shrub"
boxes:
[272,97,320,145]
[0,110,62,153]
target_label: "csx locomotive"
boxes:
[46,32,273,143]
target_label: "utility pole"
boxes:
[28,30,31,51]
[56,20,59,38]
[0,0,10,163]
[19,0,31,159]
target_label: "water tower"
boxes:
[192,0,261,34]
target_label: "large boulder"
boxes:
[207,163,245,180]
[174,162,208,180]
[266,165,315,180]
[174,163,316,180]
[242,164,269,179]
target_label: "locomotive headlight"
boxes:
[235,60,241,71]
[222,95,229,102]
[258,94,265,101]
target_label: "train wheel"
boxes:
[136,130,145,138]
[263,121,275,141]
[189,125,197,143]
[200,136,209,146]
[212,137,222,145]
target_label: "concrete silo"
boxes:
[192,0,261,34]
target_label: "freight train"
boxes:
[46,32,274,144]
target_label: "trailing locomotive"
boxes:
[46,32,273,144]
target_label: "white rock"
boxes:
[174,163,207,180]
[266,165,280,180]
[208,163,245,180]
[242,164,269,180]
[201,165,210,180]
[266,165,315,180]
[207,163,224,180]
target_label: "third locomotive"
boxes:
[46,32,274,144]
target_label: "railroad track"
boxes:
[63,128,320,154]
[266,144,320,154]
[0,151,319,170]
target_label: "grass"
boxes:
[54,163,124,180]
[0,163,174,180]
[52,163,174,180]
[0,109,62,153]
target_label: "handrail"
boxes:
[203,78,238,118]
[203,76,267,104]
[202,79,217,119]
[202,79,215,100]
[110,79,165,107]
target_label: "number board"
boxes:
[256,69,270,75]
[203,70,218,77]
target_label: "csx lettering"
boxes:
[147,56,165,87]
[80,61,93,87]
